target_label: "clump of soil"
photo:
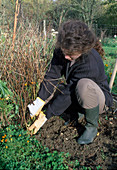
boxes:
[35,98,117,170]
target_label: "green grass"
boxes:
[102,37,117,48]
[102,38,117,94]
[103,46,117,54]
[102,37,117,94]
[103,46,117,58]
[102,37,117,58]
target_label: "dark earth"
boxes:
[35,95,117,170]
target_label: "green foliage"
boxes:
[0,0,116,34]
[45,0,71,29]
[97,2,117,26]
[66,0,104,26]
[0,124,81,170]
[103,47,117,58]
[0,80,12,98]
[0,80,19,126]
[102,37,117,48]
[0,0,15,28]
[104,60,117,94]
[103,38,117,94]
[96,165,102,170]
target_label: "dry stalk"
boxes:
[1,24,55,126]
[12,0,21,53]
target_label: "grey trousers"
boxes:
[76,78,106,114]
[45,78,106,120]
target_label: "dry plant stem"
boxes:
[1,23,54,125]
[0,114,4,124]
[12,0,20,53]
[4,113,10,125]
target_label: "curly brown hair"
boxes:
[93,39,105,59]
[56,20,97,55]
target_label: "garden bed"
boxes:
[36,96,117,170]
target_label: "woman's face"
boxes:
[64,54,81,61]
[62,48,81,61]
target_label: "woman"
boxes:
[28,20,113,144]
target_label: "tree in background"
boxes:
[0,0,116,35]
[66,0,104,27]
[45,0,71,29]
[97,0,117,26]
[95,0,117,37]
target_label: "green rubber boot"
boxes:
[77,105,99,144]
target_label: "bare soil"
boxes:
[35,97,117,170]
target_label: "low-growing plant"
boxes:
[101,149,106,161]
[96,166,102,170]
[0,80,19,127]
[0,124,83,170]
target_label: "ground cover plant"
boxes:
[0,25,117,169]
[0,124,83,170]
[0,80,19,127]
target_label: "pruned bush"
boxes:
[0,23,55,126]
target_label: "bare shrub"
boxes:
[0,24,55,126]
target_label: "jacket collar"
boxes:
[65,54,87,80]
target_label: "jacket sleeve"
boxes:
[38,48,66,101]
[45,63,89,119]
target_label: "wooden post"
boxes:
[109,59,117,91]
